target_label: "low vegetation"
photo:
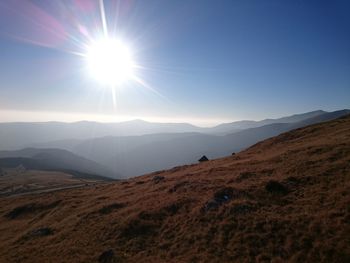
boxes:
[0,115,349,262]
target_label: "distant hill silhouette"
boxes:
[0,148,117,179]
[206,110,327,134]
[0,120,202,150]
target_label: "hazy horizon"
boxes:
[0,108,348,127]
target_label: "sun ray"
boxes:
[1,0,169,109]
[111,86,117,111]
[99,0,108,38]
[131,76,168,101]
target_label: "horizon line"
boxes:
[0,108,345,128]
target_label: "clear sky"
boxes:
[0,0,349,126]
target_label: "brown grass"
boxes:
[0,115,349,262]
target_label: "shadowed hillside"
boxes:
[0,148,117,178]
[0,115,349,262]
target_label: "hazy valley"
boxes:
[1,109,348,178]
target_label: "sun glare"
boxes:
[85,38,135,86]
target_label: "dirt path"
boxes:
[0,183,93,198]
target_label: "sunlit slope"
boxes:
[0,115,349,262]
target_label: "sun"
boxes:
[85,38,135,86]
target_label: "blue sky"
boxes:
[0,0,349,126]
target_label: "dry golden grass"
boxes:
[0,115,349,262]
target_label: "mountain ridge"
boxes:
[0,109,343,151]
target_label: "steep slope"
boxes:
[0,115,349,262]
[0,148,117,179]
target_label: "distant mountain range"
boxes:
[0,120,201,151]
[0,109,348,178]
[0,110,328,150]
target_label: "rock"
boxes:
[214,187,236,202]
[99,203,125,215]
[202,187,246,212]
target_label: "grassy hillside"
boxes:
[0,115,349,262]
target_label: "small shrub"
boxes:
[120,219,157,239]
[152,175,165,184]
[265,180,288,195]
[168,181,189,193]
[5,200,61,219]
[229,203,256,215]
[98,249,117,263]
[236,172,255,182]
[22,227,53,241]
[99,203,125,215]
